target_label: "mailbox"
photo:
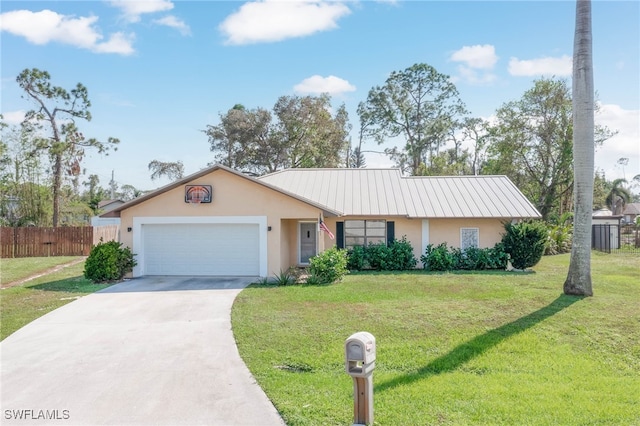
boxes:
[345,331,376,377]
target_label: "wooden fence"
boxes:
[1,225,119,258]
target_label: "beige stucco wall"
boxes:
[119,169,322,277]
[427,218,507,248]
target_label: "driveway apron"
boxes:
[0,276,285,426]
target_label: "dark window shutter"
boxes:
[336,222,344,249]
[386,221,395,246]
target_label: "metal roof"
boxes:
[259,168,541,219]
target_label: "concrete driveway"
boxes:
[0,276,285,426]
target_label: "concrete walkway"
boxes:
[0,276,285,426]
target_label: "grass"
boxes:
[232,252,640,425]
[1,256,83,285]
[1,257,111,340]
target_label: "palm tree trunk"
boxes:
[564,0,594,296]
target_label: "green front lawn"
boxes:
[232,253,640,425]
[1,259,111,340]
[1,256,83,285]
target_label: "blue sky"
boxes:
[1,0,638,192]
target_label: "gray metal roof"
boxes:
[259,168,541,219]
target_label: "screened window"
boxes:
[345,220,386,248]
[460,228,479,251]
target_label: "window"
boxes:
[345,220,386,248]
[460,228,479,251]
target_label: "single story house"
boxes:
[102,165,540,278]
[622,203,640,225]
[91,199,124,227]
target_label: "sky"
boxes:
[1,0,639,193]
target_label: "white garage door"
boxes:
[142,223,260,276]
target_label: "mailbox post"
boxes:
[345,332,375,426]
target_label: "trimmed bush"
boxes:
[307,247,349,284]
[387,237,417,270]
[501,221,547,269]
[347,245,366,271]
[84,240,137,283]
[421,243,508,271]
[421,243,456,271]
[365,242,391,271]
[346,237,417,271]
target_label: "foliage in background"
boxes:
[502,221,548,269]
[307,247,349,285]
[484,77,614,220]
[545,212,574,255]
[358,63,468,175]
[16,68,120,227]
[84,240,136,283]
[204,95,351,175]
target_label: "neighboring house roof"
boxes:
[259,168,541,219]
[98,199,124,212]
[593,208,615,217]
[622,203,640,216]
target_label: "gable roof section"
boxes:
[623,203,640,216]
[101,164,340,218]
[259,168,541,219]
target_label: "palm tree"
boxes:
[564,0,594,296]
[606,178,632,215]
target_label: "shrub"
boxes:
[501,221,547,270]
[307,247,349,284]
[84,240,137,283]
[387,237,418,270]
[422,243,508,271]
[347,245,366,271]
[545,213,573,255]
[273,269,297,286]
[421,243,456,271]
[365,242,391,271]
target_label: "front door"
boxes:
[299,222,317,264]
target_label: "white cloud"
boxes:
[595,103,640,181]
[453,66,497,86]
[0,9,135,55]
[1,110,26,125]
[153,15,191,36]
[450,44,498,69]
[294,75,356,95]
[108,0,174,23]
[508,55,572,76]
[219,0,351,45]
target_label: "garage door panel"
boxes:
[143,223,259,276]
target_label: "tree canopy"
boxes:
[16,68,119,226]
[358,63,468,175]
[204,94,350,176]
[484,77,613,220]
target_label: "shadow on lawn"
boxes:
[29,276,107,293]
[375,294,583,392]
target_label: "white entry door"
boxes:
[299,222,317,264]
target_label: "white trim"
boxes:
[297,221,318,265]
[132,216,267,277]
[421,219,430,256]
